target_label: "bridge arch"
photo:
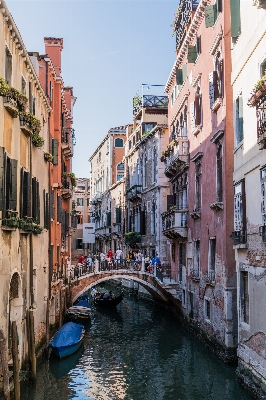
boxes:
[72,271,172,303]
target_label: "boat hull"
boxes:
[51,338,83,359]
[94,294,124,309]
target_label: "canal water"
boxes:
[20,287,253,400]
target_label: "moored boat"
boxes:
[94,292,124,309]
[66,299,92,321]
[49,322,85,359]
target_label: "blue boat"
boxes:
[49,322,85,359]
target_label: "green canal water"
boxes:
[20,288,254,400]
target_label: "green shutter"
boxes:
[50,189,55,220]
[176,69,183,85]
[116,207,121,224]
[188,45,197,63]
[10,158,17,211]
[52,139,58,165]
[182,64,187,82]
[23,171,30,217]
[205,5,217,28]
[0,147,5,211]
[230,0,241,38]
[20,168,24,218]
[49,134,53,154]
[238,95,243,142]
[45,192,50,229]
[36,181,40,224]
[32,177,36,220]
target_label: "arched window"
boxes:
[10,273,19,300]
[115,138,124,148]
[117,163,124,181]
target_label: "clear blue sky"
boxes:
[7,0,177,178]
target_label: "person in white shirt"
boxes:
[115,247,123,265]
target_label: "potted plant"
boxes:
[32,224,43,234]
[32,133,45,148]
[19,112,42,135]
[63,172,77,187]
[44,152,53,162]
[0,76,28,111]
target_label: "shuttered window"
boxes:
[57,195,63,223]
[43,190,50,229]
[116,207,121,224]
[50,189,55,220]
[52,139,58,165]
[140,210,146,235]
[32,177,40,223]
[235,95,243,145]
[234,180,246,232]
[209,71,219,108]
[230,0,241,39]
[107,211,111,227]
[187,45,197,64]
[0,147,4,211]
[205,4,217,28]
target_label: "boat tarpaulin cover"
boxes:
[75,300,91,308]
[50,322,84,348]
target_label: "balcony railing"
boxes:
[231,230,247,246]
[164,138,189,178]
[172,0,199,50]
[133,95,168,117]
[190,269,200,281]
[162,209,188,239]
[61,179,73,199]
[62,128,74,158]
[203,270,215,285]
[91,193,102,204]
[126,184,142,202]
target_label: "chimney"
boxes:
[44,37,63,76]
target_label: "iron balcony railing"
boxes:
[203,270,215,285]
[133,95,168,117]
[126,184,142,201]
[190,269,200,281]
[231,230,247,245]
[164,139,189,177]
[162,209,188,239]
[62,128,75,158]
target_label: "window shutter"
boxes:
[36,181,40,224]
[209,71,219,108]
[23,171,30,217]
[140,210,146,235]
[32,177,36,221]
[230,0,241,38]
[188,45,197,63]
[116,207,121,224]
[52,139,58,165]
[57,195,63,223]
[0,147,5,211]
[176,69,183,85]
[205,5,217,28]
[190,101,196,131]
[50,189,55,220]
[71,215,77,228]
[45,193,50,229]
[49,134,53,154]
[196,36,201,55]
[107,211,111,227]
[20,168,24,217]
[167,195,174,209]
[10,158,17,211]
[217,0,222,13]
[182,64,187,82]
[238,95,243,141]
[195,94,201,126]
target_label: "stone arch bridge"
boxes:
[71,268,180,305]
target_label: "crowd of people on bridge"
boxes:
[66,249,162,280]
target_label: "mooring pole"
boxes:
[11,321,20,400]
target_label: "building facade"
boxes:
[164,0,236,358]
[0,0,51,379]
[125,94,169,259]
[71,177,90,261]
[89,126,127,254]
[231,0,266,396]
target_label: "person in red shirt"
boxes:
[107,249,114,260]
[78,254,84,264]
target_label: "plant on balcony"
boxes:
[32,224,43,234]
[125,232,141,247]
[0,77,28,111]
[44,152,53,162]
[252,74,266,95]
[32,133,45,148]
[171,5,181,36]
[19,111,42,135]
[63,172,77,187]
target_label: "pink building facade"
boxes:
[164,0,236,358]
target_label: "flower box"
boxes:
[5,219,19,228]
[23,224,34,231]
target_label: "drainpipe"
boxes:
[29,131,34,306]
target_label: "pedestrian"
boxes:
[115,247,123,266]
[107,248,114,261]
[87,254,93,273]
[78,254,85,264]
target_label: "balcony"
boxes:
[172,0,199,51]
[203,271,215,285]
[91,193,102,205]
[190,269,200,281]
[133,95,168,118]
[231,230,248,248]
[126,185,142,202]
[61,179,73,199]
[62,128,74,158]
[164,138,189,178]
[162,207,188,239]
[3,96,19,118]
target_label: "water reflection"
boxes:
[19,290,253,400]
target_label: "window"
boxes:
[208,238,216,274]
[176,64,187,86]
[32,177,40,224]
[151,202,156,235]
[21,77,26,95]
[233,180,246,244]
[143,154,147,187]
[0,148,17,215]
[151,147,156,183]
[117,162,124,181]
[195,161,202,211]
[5,47,12,85]
[77,215,83,225]
[115,138,124,147]
[235,94,243,146]
[240,271,249,324]
[76,239,83,249]
[205,299,211,320]
[193,240,200,276]
[178,243,186,283]
[205,0,222,28]
[77,198,84,206]
[230,0,241,40]
[216,143,223,202]
[50,81,53,103]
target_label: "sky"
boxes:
[6,0,177,178]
